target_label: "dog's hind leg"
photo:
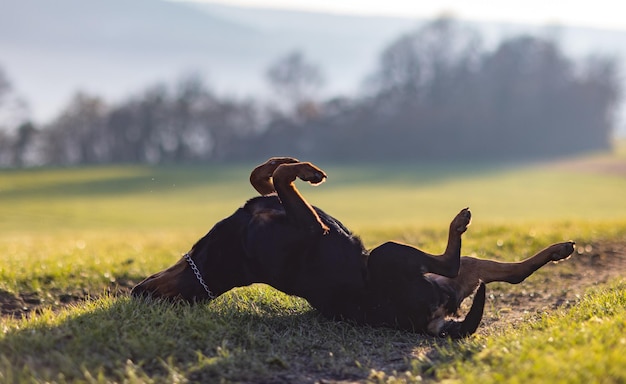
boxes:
[430,241,576,302]
[250,157,300,195]
[439,282,486,338]
[368,208,472,279]
[271,162,329,234]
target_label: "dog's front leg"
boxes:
[272,162,329,234]
[249,157,300,195]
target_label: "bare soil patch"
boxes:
[480,240,626,331]
[0,279,136,318]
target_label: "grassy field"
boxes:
[1,149,626,383]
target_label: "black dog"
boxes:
[132,157,575,338]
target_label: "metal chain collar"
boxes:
[183,253,216,299]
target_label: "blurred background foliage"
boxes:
[0,15,621,166]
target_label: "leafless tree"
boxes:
[266,51,325,120]
[43,92,108,165]
[368,16,482,104]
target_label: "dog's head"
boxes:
[131,224,248,302]
[131,254,214,302]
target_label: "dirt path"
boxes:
[479,240,626,332]
[0,281,134,318]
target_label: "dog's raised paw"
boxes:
[452,207,472,234]
[550,241,576,261]
[298,163,327,185]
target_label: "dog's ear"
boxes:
[439,282,486,339]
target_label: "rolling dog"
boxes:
[132,157,575,338]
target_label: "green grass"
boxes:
[425,280,626,383]
[0,288,423,383]
[3,158,626,233]
[1,152,626,382]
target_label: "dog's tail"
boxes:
[439,282,486,339]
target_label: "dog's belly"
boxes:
[242,196,369,310]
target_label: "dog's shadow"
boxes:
[1,286,455,382]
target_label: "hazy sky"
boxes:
[192,0,626,30]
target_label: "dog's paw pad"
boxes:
[309,172,327,184]
[306,173,327,185]
[452,207,472,234]
[299,164,327,185]
[550,241,576,261]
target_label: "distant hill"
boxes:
[1,0,625,135]
[0,0,415,122]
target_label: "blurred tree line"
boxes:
[0,17,621,166]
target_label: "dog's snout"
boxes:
[130,259,198,302]
[130,283,143,296]
[131,275,165,299]
[130,278,150,297]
